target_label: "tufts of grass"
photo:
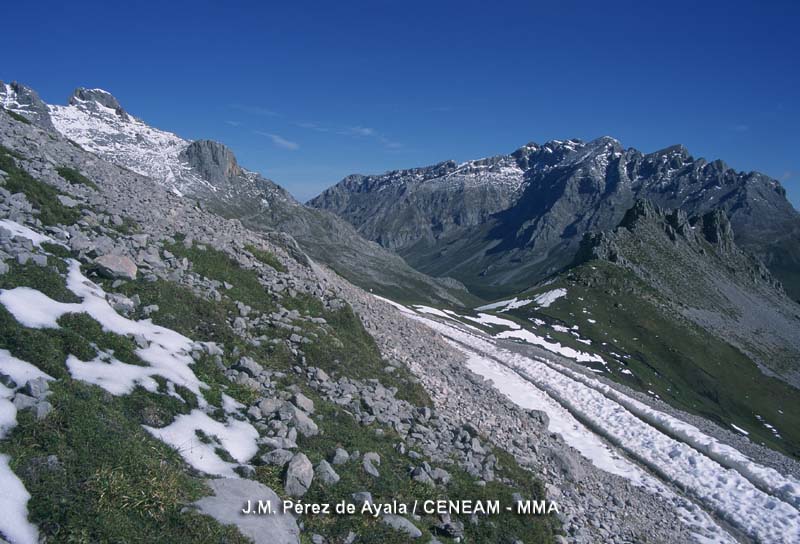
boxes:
[245,244,287,273]
[58,313,148,367]
[166,242,278,314]
[0,381,250,543]
[0,145,80,226]
[56,166,99,190]
[303,305,431,407]
[0,260,80,303]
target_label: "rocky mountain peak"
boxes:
[179,140,243,186]
[0,80,55,130]
[68,87,129,120]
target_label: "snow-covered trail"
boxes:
[407,310,800,544]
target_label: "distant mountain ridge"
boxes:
[310,136,800,300]
[0,81,473,306]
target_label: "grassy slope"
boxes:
[500,261,800,458]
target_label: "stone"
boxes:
[330,447,349,465]
[292,392,315,414]
[12,394,37,410]
[107,293,135,314]
[23,377,50,399]
[362,452,381,478]
[315,460,340,485]
[258,397,283,417]
[546,447,585,482]
[235,356,262,377]
[381,515,422,538]
[284,453,313,497]
[261,449,295,467]
[34,401,53,420]
[193,478,300,544]
[57,195,79,208]
[288,404,319,437]
[351,491,373,506]
[94,254,137,280]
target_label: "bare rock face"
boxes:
[93,254,138,280]
[179,140,243,185]
[193,478,300,544]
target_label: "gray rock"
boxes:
[94,254,137,280]
[193,478,300,544]
[34,401,53,420]
[330,447,349,465]
[258,397,283,417]
[293,392,315,413]
[284,453,313,497]
[235,356,262,377]
[288,404,319,437]
[261,449,295,467]
[351,491,373,506]
[362,452,380,478]
[12,393,37,410]
[23,377,50,399]
[57,195,79,208]
[546,447,585,482]
[382,515,422,538]
[315,460,340,485]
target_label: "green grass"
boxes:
[165,242,280,314]
[56,166,99,190]
[506,261,800,458]
[0,260,79,303]
[1,106,32,125]
[0,381,249,544]
[0,145,80,226]
[245,243,287,273]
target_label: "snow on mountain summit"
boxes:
[47,88,212,196]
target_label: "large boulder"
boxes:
[193,478,300,544]
[93,254,137,280]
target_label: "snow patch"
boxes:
[0,219,53,247]
[144,410,259,478]
[534,288,567,308]
[0,454,39,544]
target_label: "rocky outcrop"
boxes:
[69,88,129,120]
[0,81,55,130]
[578,200,800,386]
[179,140,243,186]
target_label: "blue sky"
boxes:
[3,0,799,206]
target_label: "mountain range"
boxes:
[310,136,800,301]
